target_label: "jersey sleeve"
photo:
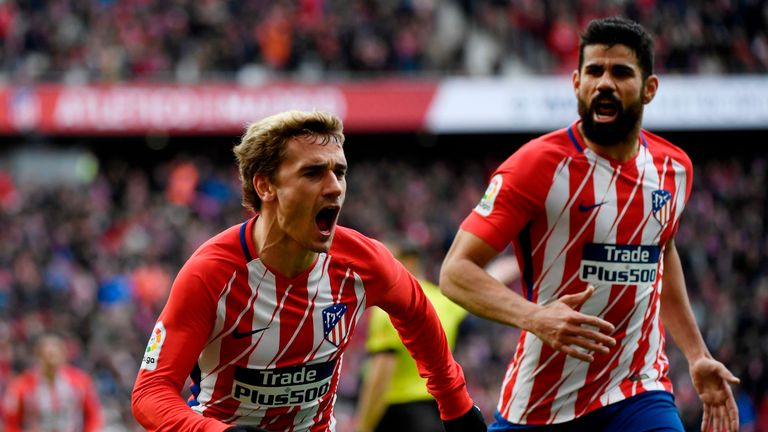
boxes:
[131,257,231,432]
[370,248,473,420]
[461,142,553,251]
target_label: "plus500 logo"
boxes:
[231,361,335,407]
[579,243,660,285]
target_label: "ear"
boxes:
[572,69,581,96]
[253,175,276,203]
[642,75,659,104]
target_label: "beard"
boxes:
[578,92,643,147]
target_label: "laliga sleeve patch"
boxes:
[474,174,503,217]
[141,321,166,371]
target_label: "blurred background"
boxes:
[0,0,766,431]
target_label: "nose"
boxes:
[323,171,344,197]
[596,72,616,93]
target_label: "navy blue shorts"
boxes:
[489,390,684,432]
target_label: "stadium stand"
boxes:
[1,0,766,83]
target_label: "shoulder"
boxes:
[190,222,246,262]
[330,226,393,262]
[172,222,249,299]
[329,226,401,284]
[7,370,36,388]
[499,127,579,173]
[642,129,693,171]
[183,222,247,276]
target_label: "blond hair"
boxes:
[233,110,345,212]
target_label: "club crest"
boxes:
[322,304,349,347]
[652,189,672,225]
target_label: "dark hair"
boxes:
[579,16,654,79]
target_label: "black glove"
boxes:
[224,426,269,432]
[442,405,487,432]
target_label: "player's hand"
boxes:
[690,357,740,432]
[442,405,487,432]
[528,285,616,362]
[225,426,269,432]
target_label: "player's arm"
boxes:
[80,372,104,432]
[660,238,740,432]
[131,266,232,432]
[355,306,399,432]
[355,350,396,432]
[439,229,615,362]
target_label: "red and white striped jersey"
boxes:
[3,366,103,432]
[132,217,472,432]
[461,121,692,425]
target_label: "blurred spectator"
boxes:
[1,1,765,83]
[3,332,103,432]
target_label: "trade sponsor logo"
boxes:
[141,321,166,371]
[580,243,661,285]
[474,174,503,217]
[232,360,336,407]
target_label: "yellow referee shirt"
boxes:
[365,280,468,404]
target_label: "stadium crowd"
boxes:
[1,0,766,83]
[0,144,765,430]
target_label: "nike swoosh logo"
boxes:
[578,201,607,212]
[232,326,270,339]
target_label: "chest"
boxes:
[540,152,687,246]
[214,255,368,367]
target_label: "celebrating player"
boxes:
[131,110,486,432]
[440,17,740,432]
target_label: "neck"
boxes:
[252,215,317,278]
[578,123,641,162]
[41,366,57,383]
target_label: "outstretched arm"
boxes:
[660,239,740,432]
[439,229,615,363]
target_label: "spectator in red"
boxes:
[3,332,103,432]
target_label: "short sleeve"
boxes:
[461,142,558,251]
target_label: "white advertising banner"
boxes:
[427,75,768,133]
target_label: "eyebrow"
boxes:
[299,161,347,173]
[583,62,638,73]
[611,64,636,73]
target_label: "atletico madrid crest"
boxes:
[322,304,349,347]
[652,189,672,225]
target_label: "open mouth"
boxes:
[315,206,340,235]
[593,98,620,122]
